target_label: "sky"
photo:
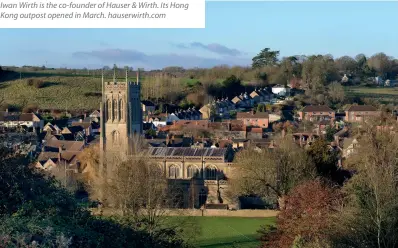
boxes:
[0,1,397,69]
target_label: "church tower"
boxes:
[100,67,143,163]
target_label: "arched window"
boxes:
[169,165,180,179]
[205,166,217,180]
[187,165,199,178]
[112,99,118,121]
[106,99,111,121]
[119,99,124,121]
[112,130,120,146]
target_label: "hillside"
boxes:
[0,76,103,111]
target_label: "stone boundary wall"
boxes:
[92,208,279,218]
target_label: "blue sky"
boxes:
[0,1,397,69]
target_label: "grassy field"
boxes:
[0,76,102,110]
[169,216,275,248]
[345,86,398,104]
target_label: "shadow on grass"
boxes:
[197,234,260,248]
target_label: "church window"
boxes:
[107,99,111,121]
[187,165,199,178]
[205,166,217,180]
[112,130,120,146]
[169,165,180,179]
[118,99,124,121]
[113,99,118,121]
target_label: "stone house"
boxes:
[236,111,269,128]
[298,105,335,122]
[345,105,381,123]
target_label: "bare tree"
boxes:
[81,136,187,234]
[334,120,398,248]
[230,135,315,208]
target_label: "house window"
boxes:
[169,165,180,179]
[187,165,199,178]
[205,166,217,180]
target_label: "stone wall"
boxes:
[93,208,279,218]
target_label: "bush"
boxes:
[33,79,45,88]
[26,78,34,86]
[84,92,102,97]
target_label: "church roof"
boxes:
[147,147,227,158]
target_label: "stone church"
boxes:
[99,69,235,209]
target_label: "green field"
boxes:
[169,216,275,248]
[345,86,398,104]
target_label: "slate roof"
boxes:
[147,147,227,158]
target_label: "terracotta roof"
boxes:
[236,111,269,119]
[346,105,378,112]
[302,105,334,112]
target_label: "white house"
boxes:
[272,85,291,96]
[0,112,44,130]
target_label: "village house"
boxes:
[199,98,235,119]
[35,149,81,172]
[0,111,44,130]
[60,126,86,141]
[298,105,335,122]
[250,88,273,104]
[231,92,253,108]
[43,122,62,135]
[342,137,360,158]
[236,111,269,128]
[71,121,95,137]
[345,105,381,123]
[141,100,156,116]
[272,84,291,96]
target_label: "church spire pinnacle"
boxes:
[125,66,128,83]
[113,64,117,82]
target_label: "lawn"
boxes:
[168,216,275,248]
[345,86,398,104]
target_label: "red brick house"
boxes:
[236,111,269,128]
[345,105,381,123]
[298,105,335,122]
